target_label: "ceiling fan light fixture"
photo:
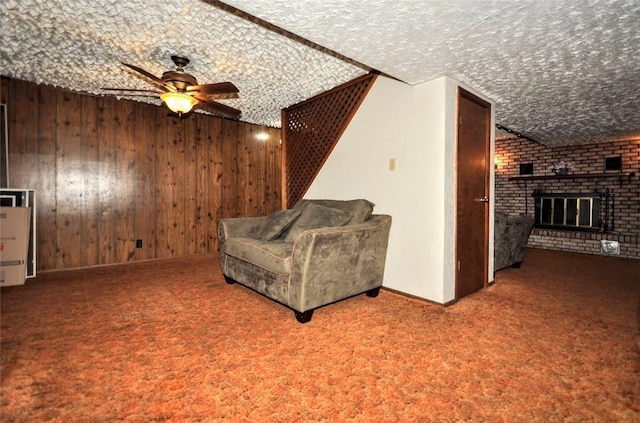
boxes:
[161,92,198,114]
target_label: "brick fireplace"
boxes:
[494,137,639,259]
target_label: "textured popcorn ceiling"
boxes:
[0,0,364,128]
[223,0,640,146]
[2,0,639,146]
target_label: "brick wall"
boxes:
[495,137,640,259]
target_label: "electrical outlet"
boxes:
[389,158,396,171]
[136,239,143,248]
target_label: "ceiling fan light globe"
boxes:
[160,92,198,114]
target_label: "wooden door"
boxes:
[455,88,491,299]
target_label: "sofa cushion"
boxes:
[293,199,374,225]
[283,203,352,242]
[250,209,301,241]
[222,237,294,275]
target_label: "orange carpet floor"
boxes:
[1,248,639,422]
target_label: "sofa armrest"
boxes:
[287,214,392,312]
[218,217,265,247]
[507,216,535,262]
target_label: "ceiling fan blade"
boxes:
[102,87,165,94]
[121,63,175,92]
[186,82,239,96]
[194,95,241,118]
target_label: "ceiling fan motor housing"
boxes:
[161,70,198,90]
[162,56,197,90]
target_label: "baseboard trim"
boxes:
[381,287,455,307]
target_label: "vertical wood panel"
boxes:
[97,96,116,264]
[36,84,58,270]
[250,126,266,216]
[221,119,238,218]
[238,123,250,216]
[184,118,197,255]
[5,77,282,271]
[114,100,136,262]
[243,125,259,216]
[254,127,267,215]
[206,116,224,251]
[273,127,283,211]
[81,94,100,266]
[194,114,208,253]
[236,125,249,216]
[133,102,157,260]
[154,108,169,258]
[165,117,184,256]
[8,79,38,188]
[265,127,282,213]
[55,90,83,268]
[0,78,8,103]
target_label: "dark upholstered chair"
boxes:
[494,212,535,272]
[218,199,392,323]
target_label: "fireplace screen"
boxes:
[533,193,601,231]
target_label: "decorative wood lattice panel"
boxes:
[282,73,377,207]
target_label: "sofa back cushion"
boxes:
[283,203,353,242]
[293,199,374,225]
[250,209,302,241]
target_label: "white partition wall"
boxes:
[305,75,494,304]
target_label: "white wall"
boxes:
[304,75,494,303]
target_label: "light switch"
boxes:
[389,158,396,171]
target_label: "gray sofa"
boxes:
[218,199,392,323]
[494,212,535,272]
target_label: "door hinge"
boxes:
[457,260,461,271]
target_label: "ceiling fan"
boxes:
[104,55,241,118]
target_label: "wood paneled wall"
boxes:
[1,77,282,271]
